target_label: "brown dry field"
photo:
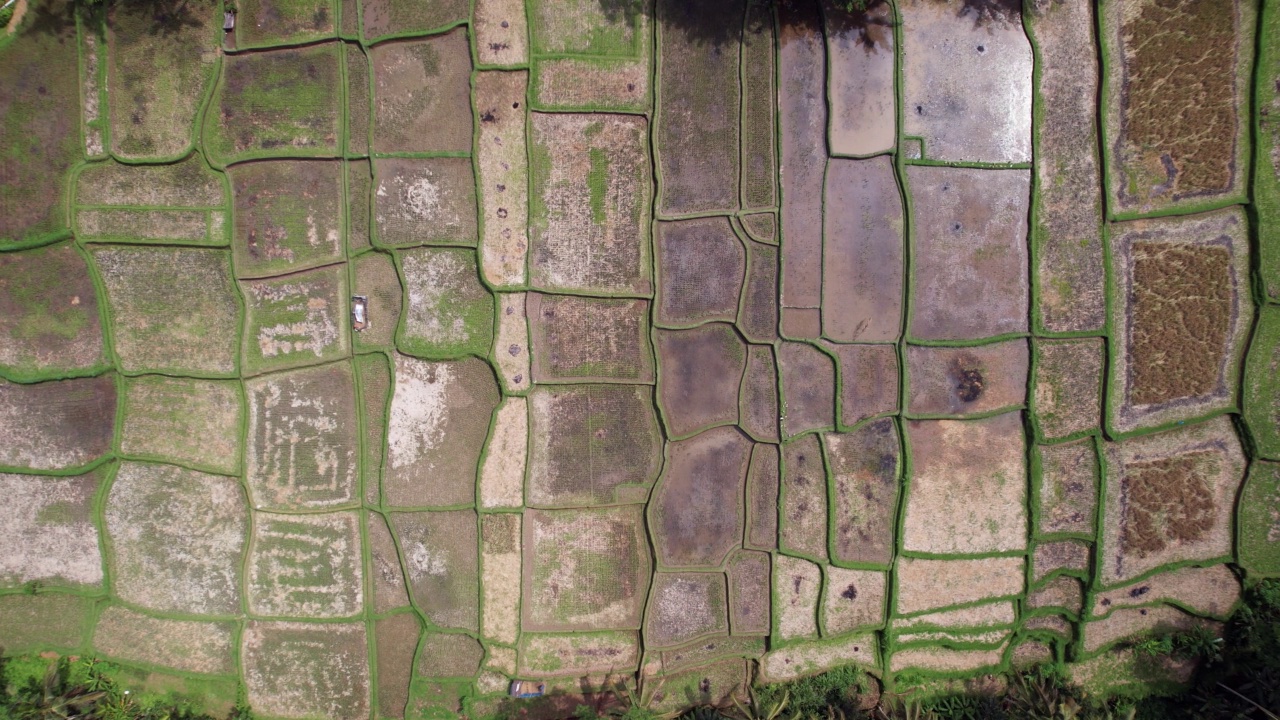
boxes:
[728,550,771,635]
[373,157,478,247]
[777,0,825,309]
[0,375,116,470]
[528,294,655,383]
[1036,438,1099,537]
[362,0,468,39]
[652,426,751,568]
[645,572,730,648]
[826,417,899,566]
[475,70,530,288]
[230,159,343,277]
[657,324,746,438]
[823,156,903,342]
[745,443,780,550]
[830,343,898,427]
[907,340,1028,417]
[739,345,779,442]
[779,342,835,436]
[0,242,106,374]
[781,307,820,339]
[781,434,828,561]
[1033,337,1104,439]
[739,239,780,343]
[392,509,480,631]
[654,217,745,327]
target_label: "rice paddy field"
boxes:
[2,0,1280,717]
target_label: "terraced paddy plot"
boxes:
[475,71,529,287]
[246,363,358,510]
[230,160,343,277]
[781,434,828,561]
[92,246,240,375]
[739,240,779,343]
[249,507,363,614]
[1244,307,1280,458]
[523,505,651,631]
[1033,338,1104,440]
[351,251,402,350]
[1025,0,1105,333]
[94,607,235,675]
[385,355,498,507]
[531,57,650,112]
[528,294,654,383]
[1028,576,1084,614]
[897,601,1016,632]
[475,0,528,65]
[0,469,103,588]
[391,510,479,630]
[371,31,472,154]
[903,413,1027,555]
[890,645,1006,674]
[529,0,649,55]
[777,0,825,309]
[242,621,370,720]
[1090,564,1240,619]
[745,444,779,550]
[0,594,92,653]
[739,346,778,442]
[908,166,1030,341]
[1100,417,1246,586]
[657,324,746,437]
[241,263,348,375]
[373,157,478,247]
[1239,461,1280,574]
[356,355,390,506]
[741,3,777,209]
[518,630,640,677]
[494,292,531,393]
[655,217,745,327]
[77,209,220,246]
[830,344,898,427]
[0,242,105,378]
[206,43,342,164]
[236,0,335,47]
[107,0,218,159]
[120,376,243,475]
[0,0,83,246]
[0,375,115,471]
[651,659,747,713]
[652,426,750,568]
[1035,439,1099,537]
[481,513,521,644]
[1103,0,1252,215]
[727,550,770,635]
[417,632,484,678]
[896,556,1025,616]
[368,513,410,612]
[775,554,820,639]
[362,0,468,41]
[823,567,887,635]
[825,418,899,566]
[527,384,662,507]
[374,614,417,718]
[824,0,895,156]
[529,113,652,294]
[907,341,1028,417]
[823,156,904,342]
[899,0,1032,164]
[105,461,246,615]
[1108,208,1251,435]
[1032,539,1091,582]
[646,573,729,648]
[78,155,226,206]
[1083,605,1216,654]
[479,397,527,509]
[778,342,834,436]
[399,247,493,358]
[761,633,877,682]
[655,0,741,215]
[781,307,820,339]
[659,634,765,673]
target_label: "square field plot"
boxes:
[899,0,1032,164]
[530,113,652,294]
[903,413,1027,555]
[92,246,240,375]
[655,217,745,327]
[527,384,663,507]
[528,294,655,383]
[241,264,350,375]
[906,340,1028,417]
[249,510,363,618]
[645,572,729,648]
[656,324,748,438]
[523,505,652,631]
[398,247,494,358]
[105,461,247,615]
[246,363,358,510]
[235,0,335,47]
[1109,209,1252,435]
[0,376,116,471]
[907,166,1030,340]
[371,30,472,154]
[120,375,243,475]
[651,426,751,568]
[0,469,104,588]
[230,160,344,278]
[1102,0,1253,216]
[374,158,478,247]
[243,622,369,720]
[1100,417,1246,586]
[205,43,342,164]
[0,242,106,378]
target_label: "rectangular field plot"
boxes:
[479,398,526,510]
[475,71,529,287]
[0,594,92,653]
[830,343,898,428]
[230,160,344,278]
[529,0,650,56]
[77,209,222,246]
[108,0,219,159]
[528,294,655,383]
[362,0,468,42]
[371,30,472,154]
[248,510,363,618]
[120,375,243,475]
[655,0,742,215]
[77,156,227,207]
[373,157,477,247]
[651,427,751,568]
[657,324,747,438]
[392,510,479,631]
[94,607,235,675]
[906,340,1028,417]
[1033,337,1104,441]
[475,0,528,66]
[822,157,903,342]
[529,113,652,294]
[741,2,776,209]
[777,0,825,309]
[1102,0,1253,216]
[1108,208,1251,435]
[352,251,402,351]
[824,0,895,156]
[0,242,107,379]
[531,57,649,113]
[1035,438,1099,538]
[236,0,335,48]
[825,418,899,566]
[645,572,729,648]
[398,247,493,359]
[0,375,116,471]
[205,43,342,164]
[240,263,350,375]
[481,513,522,644]
[655,217,745,327]
[781,435,828,561]
[1,469,104,588]
[242,622,370,720]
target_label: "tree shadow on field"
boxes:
[17,0,77,40]
[108,0,206,39]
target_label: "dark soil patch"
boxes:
[777,0,825,308]
[529,294,655,383]
[823,157,904,342]
[657,324,747,437]
[746,443,779,549]
[779,342,835,436]
[826,417,899,566]
[652,426,751,568]
[740,212,775,243]
[739,345,779,442]
[829,343,898,427]
[739,239,779,342]
[1121,452,1217,557]
[781,434,828,560]
[0,375,115,470]
[781,307,821,339]
[655,217,745,326]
